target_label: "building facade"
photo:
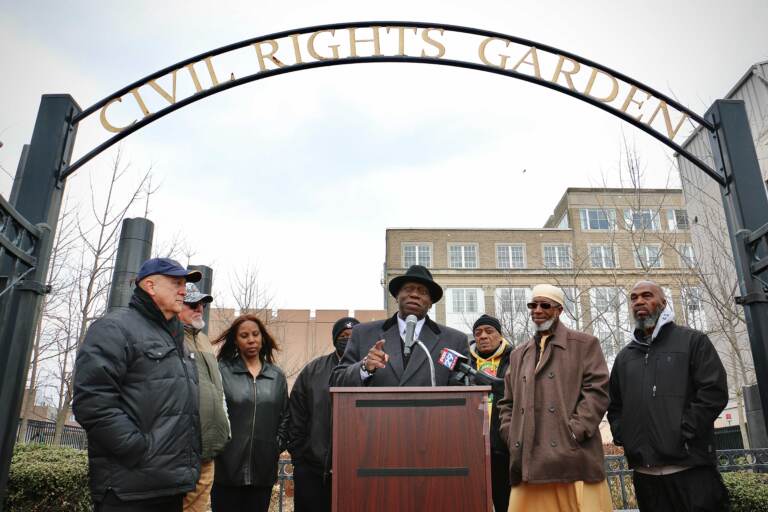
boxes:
[675,61,768,443]
[384,188,701,367]
[208,307,386,389]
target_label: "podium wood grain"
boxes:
[331,386,492,512]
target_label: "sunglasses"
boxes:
[526,301,558,310]
[185,301,207,310]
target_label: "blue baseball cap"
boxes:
[135,258,202,284]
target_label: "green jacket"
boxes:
[184,326,230,460]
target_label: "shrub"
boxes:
[723,471,768,512]
[5,443,91,512]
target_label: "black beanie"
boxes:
[472,314,502,334]
[332,317,360,341]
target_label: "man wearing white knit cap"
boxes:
[497,284,613,511]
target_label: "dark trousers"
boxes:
[210,483,272,512]
[633,465,730,512]
[491,450,511,512]
[293,462,331,512]
[94,491,183,512]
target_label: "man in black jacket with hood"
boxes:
[288,316,360,512]
[608,280,729,512]
[73,258,203,512]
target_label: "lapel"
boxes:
[399,316,440,385]
[381,315,404,380]
[534,320,568,375]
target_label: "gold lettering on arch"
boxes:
[99,96,136,133]
[90,26,700,145]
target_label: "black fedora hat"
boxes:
[388,265,443,303]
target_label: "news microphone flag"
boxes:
[438,348,463,371]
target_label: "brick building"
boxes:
[384,187,700,366]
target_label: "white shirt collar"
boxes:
[397,314,426,341]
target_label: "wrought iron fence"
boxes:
[16,419,88,450]
[605,449,768,510]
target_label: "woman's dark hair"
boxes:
[214,313,280,363]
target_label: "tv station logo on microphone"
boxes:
[438,348,460,371]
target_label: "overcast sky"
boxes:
[2,0,767,311]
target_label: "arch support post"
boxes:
[708,99,768,434]
[0,95,80,509]
[107,218,155,311]
[187,265,213,335]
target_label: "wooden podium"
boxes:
[330,386,492,512]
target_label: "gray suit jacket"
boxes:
[330,314,470,387]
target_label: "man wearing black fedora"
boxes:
[331,265,469,387]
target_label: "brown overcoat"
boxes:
[497,321,609,485]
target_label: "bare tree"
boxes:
[152,230,196,265]
[47,149,152,444]
[230,264,274,316]
[18,203,78,439]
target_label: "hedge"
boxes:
[6,444,768,512]
[6,443,91,512]
[723,471,768,512]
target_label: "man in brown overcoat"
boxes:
[497,284,613,511]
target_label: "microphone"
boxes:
[403,314,417,358]
[437,348,505,388]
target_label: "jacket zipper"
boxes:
[246,375,258,485]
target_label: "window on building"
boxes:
[448,244,478,269]
[449,288,480,313]
[556,214,570,229]
[667,209,690,231]
[633,244,663,268]
[681,287,707,331]
[496,244,526,269]
[589,287,629,365]
[579,208,617,231]
[445,287,484,333]
[560,287,582,330]
[403,244,432,268]
[677,244,696,268]
[495,287,531,346]
[623,208,661,231]
[542,244,572,268]
[588,244,617,268]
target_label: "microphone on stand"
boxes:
[403,314,417,358]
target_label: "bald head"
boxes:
[630,280,667,333]
[631,280,665,299]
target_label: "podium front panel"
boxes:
[331,387,492,512]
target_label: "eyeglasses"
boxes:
[185,301,207,310]
[526,301,557,310]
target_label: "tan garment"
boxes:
[508,480,613,512]
[183,459,214,512]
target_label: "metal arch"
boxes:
[60,21,723,184]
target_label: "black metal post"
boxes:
[707,99,768,434]
[8,145,29,205]
[188,264,213,334]
[0,95,80,508]
[107,218,154,311]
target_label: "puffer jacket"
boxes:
[215,357,289,487]
[72,287,201,501]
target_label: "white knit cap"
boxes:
[531,284,564,306]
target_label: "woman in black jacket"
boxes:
[211,313,289,512]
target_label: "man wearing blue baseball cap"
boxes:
[73,258,204,512]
